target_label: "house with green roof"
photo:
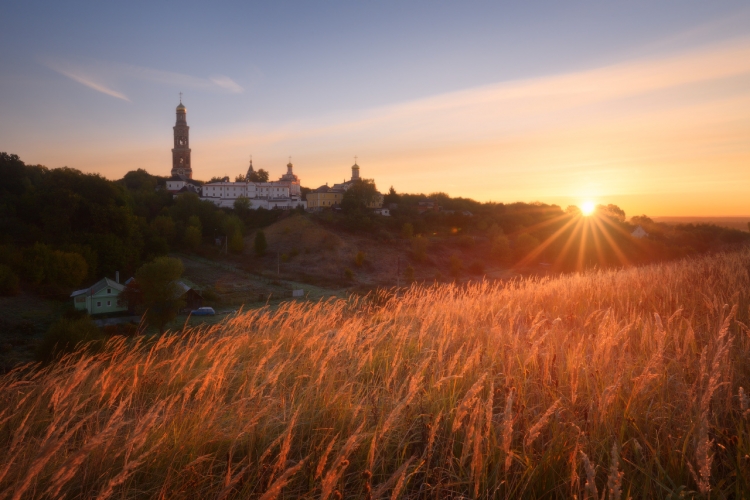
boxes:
[70,277,128,315]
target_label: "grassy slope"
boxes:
[1,250,749,498]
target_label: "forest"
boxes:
[1,151,748,299]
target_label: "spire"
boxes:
[351,156,360,181]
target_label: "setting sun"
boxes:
[581,201,596,215]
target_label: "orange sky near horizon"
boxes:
[13,37,750,218]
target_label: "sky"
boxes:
[1,1,749,217]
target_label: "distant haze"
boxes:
[1,1,749,216]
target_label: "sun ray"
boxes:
[554,216,586,269]
[589,217,607,267]
[505,212,572,238]
[515,214,581,268]
[576,217,591,270]
[591,216,631,267]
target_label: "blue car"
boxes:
[191,307,216,316]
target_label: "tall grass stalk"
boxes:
[1,249,750,498]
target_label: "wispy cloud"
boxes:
[193,37,750,215]
[46,61,130,101]
[210,75,244,93]
[43,58,244,100]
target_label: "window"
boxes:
[107,288,111,294]
[97,301,101,307]
[107,301,111,306]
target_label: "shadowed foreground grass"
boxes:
[1,250,750,499]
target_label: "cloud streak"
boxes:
[46,61,130,101]
[43,58,243,100]
[194,37,750,215]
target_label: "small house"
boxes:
[177,281,204,311]
[71,277,128,315]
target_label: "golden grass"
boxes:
[2,249,750,498]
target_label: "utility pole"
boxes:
[277,251,280,276]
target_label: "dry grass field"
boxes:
[1,249,749,499]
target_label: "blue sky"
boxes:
[1,1,749,215]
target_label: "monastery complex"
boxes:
[165,99,383,212]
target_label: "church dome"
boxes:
[352,163,360,169]
[176,103,187,112]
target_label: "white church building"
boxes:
[164,99,306,210]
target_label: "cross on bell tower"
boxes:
[171,94,192,179]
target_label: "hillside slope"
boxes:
[1,250,749,498]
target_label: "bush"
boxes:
[281,253,289,263]
[228,231,244,254]
[37,316,104,363]
[344,268,354,280]
[0,264,20,296]
[254,230,268,256]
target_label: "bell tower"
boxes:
[171,95,192,178]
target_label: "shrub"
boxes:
[37,316,104,363]
[344,268,354,280]
[290,248,299,257]
[281,253,289,263]
[228,231,244,254]
[254,230,268,256]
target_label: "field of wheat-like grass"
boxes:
[2,249,750,499]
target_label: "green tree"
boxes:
[234,196,251,217]
[229,232,245,254]
[183,226,202,250]
[247,169,269,182]
[150,216,176,244]
[254,230,267,256]
[135,257,185,334]
[341,179,379,213]
[401,222,414,239]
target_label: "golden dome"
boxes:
[176,103,186,112]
